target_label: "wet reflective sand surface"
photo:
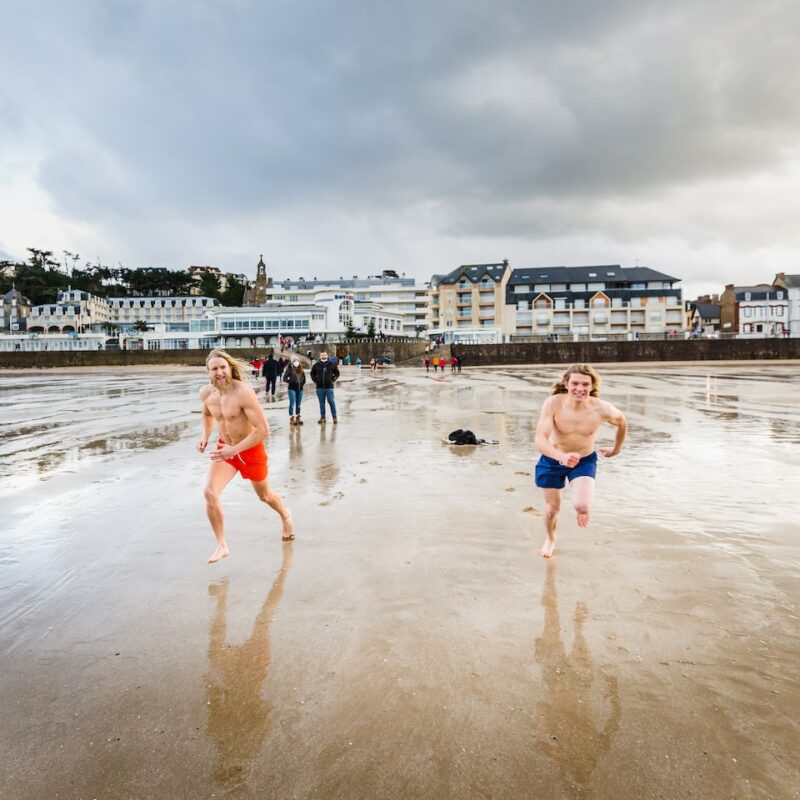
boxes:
[1,364,799,799]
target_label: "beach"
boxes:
[1,363,799,799]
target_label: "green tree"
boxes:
[345,322,356,339]
[132,320,149,331]
[221,274,246,306]
[367,319,376,338]
[199,271,222,298]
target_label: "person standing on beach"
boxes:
[199,349,294,563]
[533,364,627,558]
[283,358,305,425]
[310,351,340,424]
[261,352,281,399]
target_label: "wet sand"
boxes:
[1,364,799,799]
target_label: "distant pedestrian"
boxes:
[345,354,352,366]
[370,357,377,372]
[432,355,440,371]
[457,355,463,372]
[424,357,430,373]
[261,352,281,398]
[440,358,446,373]
[283,358,306,425]
[450,356,457,373]
[310,352,340,424]
[355,356,362,371]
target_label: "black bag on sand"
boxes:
[448,429,480,445]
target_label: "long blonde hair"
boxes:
[205,349,250,382]
[550,363,600,396]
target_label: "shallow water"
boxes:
[1,364,798,799]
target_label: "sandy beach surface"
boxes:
[1,363,798,800]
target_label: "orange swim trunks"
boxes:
[216,440,268,481]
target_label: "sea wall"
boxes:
[450,338,800,366]
[0,340,432,369]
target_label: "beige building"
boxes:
[28,289,113,333]
[430,261,512,343]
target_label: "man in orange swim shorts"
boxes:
[199,349,294,563]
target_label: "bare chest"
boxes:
[553,405,603,437]
[205,391,245,422]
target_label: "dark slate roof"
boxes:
[734,286,785,301]
[695,303,721,319]
[438,262,508,285]
[4,287,31,304]
[508,265,679,285]
[776,274,800,288]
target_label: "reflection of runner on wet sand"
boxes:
[535,561,621,799]
[534,364,627,557]
[206,542,294,796]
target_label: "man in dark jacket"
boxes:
[261,353,281,398]
[310,351,340,423]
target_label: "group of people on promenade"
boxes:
[198,349,626,563]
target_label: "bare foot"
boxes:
[577,511,590,528]
[539,537,556,558]
[282,511,295,542]
[207,544,229,564]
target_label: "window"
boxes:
[777,291,784,299]
[631,283,645,290]
[289,294,298,302]
[775,306,784,316]
[534,284,551,292]
[513,285,530,294]
[744,307,753,317]
[587,282,605,291]
[611,297,622,308]
[570,283,586,291]
[631,297,642,308]
[574,299,585,309]
[517,300,529,311]
[744,292,751,301]
[555,299,566,310]
[650,311,662,321]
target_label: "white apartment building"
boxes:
[720,284,788,337]
[507,265,683,339]
[267,272,428,337]
[212,291,403,348]
[28,289,113,333]
[773,273,800,337]
[107,296,220,328]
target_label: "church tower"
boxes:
[244,254,270,306]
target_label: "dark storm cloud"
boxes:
[3,0,799,245]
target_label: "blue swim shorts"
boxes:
[535,452,598,489]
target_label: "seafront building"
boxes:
[1,288,32,332]
[265,272,429,338]
[719,284,789,338]
[28,289,113,333]
[427,262,683,343]
[772,273,800,337]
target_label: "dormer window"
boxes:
[588,272,597,277]
[744,292,751,301]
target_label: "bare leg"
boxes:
[570,476,595,528]
[204,461,238,563]
[540,488,561,558]
[251,478,294,540]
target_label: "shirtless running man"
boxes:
[534,364,627,558]
[199,349,294,563]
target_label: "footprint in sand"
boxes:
[515,471,531,476]
[522,506,541,515]
[504,487,515,492]
[319,491,345,506]
[359,478,368,483]
[489,460,502,466]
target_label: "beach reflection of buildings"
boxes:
[535,563,621,799]
[206,543,293,796]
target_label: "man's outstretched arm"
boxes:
[599,405,627,457]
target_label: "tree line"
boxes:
[0,248,246,306]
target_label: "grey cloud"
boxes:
[2,0,799,277]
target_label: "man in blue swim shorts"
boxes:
[533,364,627,558]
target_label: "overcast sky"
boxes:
[2,0,798,298]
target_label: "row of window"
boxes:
[513,281,670,293]
[220,318,312,330]
[518,296,679,310]
[742,306,784,317]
